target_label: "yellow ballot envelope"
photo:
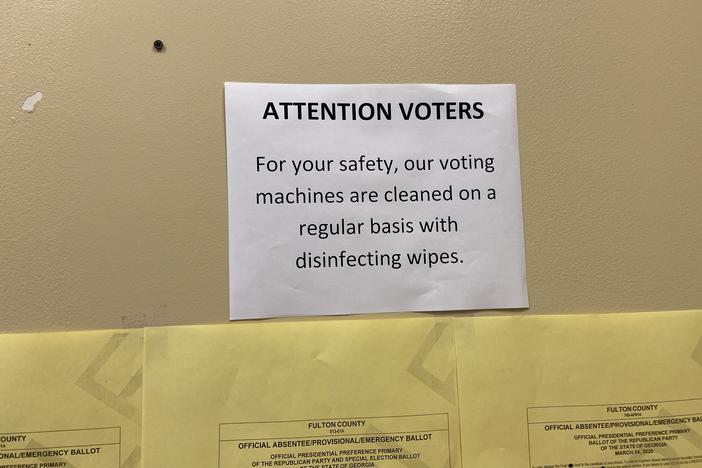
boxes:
[0,329,143,468]
[454,310,702,468]
[142,318,462,468]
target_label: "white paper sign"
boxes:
[225,83,528,319]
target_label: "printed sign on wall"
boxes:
[225,83,528,319]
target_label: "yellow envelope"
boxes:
[0,329,143,468]
[143,317,462,467]
[455,310,702,467]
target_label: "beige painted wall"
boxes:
[2,1,701,332]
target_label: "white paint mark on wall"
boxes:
[21,91,43,112]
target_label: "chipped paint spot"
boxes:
[22,91,43,112]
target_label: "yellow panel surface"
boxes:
[0,329,143,467]
[455,310,702,467]
[142,318,461,467]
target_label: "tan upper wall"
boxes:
[2,1,701,332]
